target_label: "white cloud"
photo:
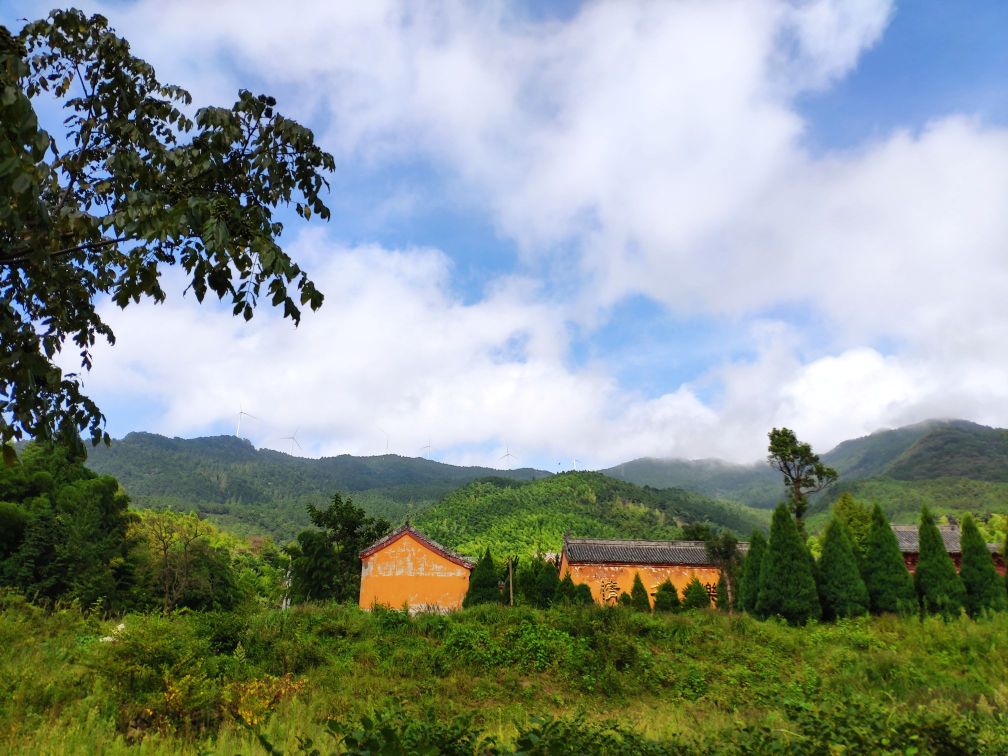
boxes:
[46,0,1008,465]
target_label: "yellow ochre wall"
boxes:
[359,533,470,612]
[559,555,722,607]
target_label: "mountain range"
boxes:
[82,419,1008,543]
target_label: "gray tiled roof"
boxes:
[890,525,999,554]
[360,523,475,569]
[563,537,748,566]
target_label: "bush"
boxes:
[681,578,710,610]
[463,549,501,608]
[629,572,651,612]
[653,580,680,613]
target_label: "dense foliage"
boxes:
[288,494,390,604]
[1,11,335,450]
[767,427,838,524]
[756,504,821,624]
[629,572,651,611]
[816,519,868,621]
[681,577,710,610]
[736,529,766,614]
[5,596,1008,753]
[83,432,546,540]
[914,507,966,619]
[959,514,1007,617]
[464,549,502,608]
[652,579,680,613]
[860,503,917,615]
[417,472,767,558]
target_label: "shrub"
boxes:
[629,572,651,612]
[681,577,710,610]
[915,507,965,618]
[817,519,868,621]
[959,514,1007,617]
[756,503,820,624]
[861,504,916,614]
[463,548,501,607]
[653,580,680,613]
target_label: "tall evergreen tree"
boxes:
[463,548,501,607]
[681,577,711,610]
[861,504,915,614]
[756,503,821,624]
[738,530,767,613]
[959,514,1007,617]
[817,518,868,621]
[630,572,652,612]
[716,576,730,611]
[914,507,965,619]
[653,579,680,613]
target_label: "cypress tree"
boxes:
[738,530,767,613]
[817,518,868,621]
[574,583,594,606]
[653,579,680,612]
[629,572,651,611]
[861,504,915,614]
[959,514,1007,617]
[533,559,560,608]
[756,503,821,625]
[716,575,729,611]
[681,577,711,610]
[463,548,500,607]
[915,507,965,619]
[617,591,633,607]
[555,570,577,604]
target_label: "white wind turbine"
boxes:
[421,437,432,459]
[377,427,390,454]
[280,428,302,455]
[235,402,257,438]
[500,445,517,469]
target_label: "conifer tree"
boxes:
[617,591,633,607]
[716,576,729,611]
[959,514,1007,617]
[574,583,594,606]
[738,530,767,613]
[630,572,651,612]
[817,518,868,621]
[861,504,916,614]
[555,571,577,604]
[463,548,501,607]
[653,579,680,613]
[914,507,965,619]
[681,577,711,610]
[756,503,821,624]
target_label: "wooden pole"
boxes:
[508,557,514,607]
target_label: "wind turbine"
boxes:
[500,445,517,469]
[235,402,257,438]
[421,437,432,458]
[377,427,390,454]
[280,428,302,455]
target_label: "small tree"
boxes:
[767,428,837,525]
[817,518,868,621]
[463,548,501,608]
[555,571,577,604]
[959,514,1007,617]
[629,572,651,612]
[705,531,741,611]
[653,579,680,613]
[914,507,965,619]
[681,577,711,610]
[832,493,872,562]
[737,530,767,613]
[861,504,916,614]
[756,503,821,624]
[573,583,594,606]
[715,576,729,611]
[617,591,633,607]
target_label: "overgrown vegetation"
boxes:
[3,595,1008,753]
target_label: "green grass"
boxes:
[2,591,1008,753]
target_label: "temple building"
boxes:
[891,524,1006,575]
[359,523,473,612]
[559,536,747,607]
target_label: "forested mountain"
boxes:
[606,420,1008,523]
[83,432,548,541]
[415,471,769,557]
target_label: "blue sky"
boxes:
[13,0,1008,467]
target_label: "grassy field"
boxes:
[2,591,1007,754]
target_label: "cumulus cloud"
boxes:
[46,0,1008,465]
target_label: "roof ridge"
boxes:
[360,523,474,569]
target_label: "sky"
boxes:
[11,0,1008,469]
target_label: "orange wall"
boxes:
[559,555,723,607]
[359,533,470,612]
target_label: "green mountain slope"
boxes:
[415,471,769,557]
[83,432,548,541]
[602,458,781,509]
